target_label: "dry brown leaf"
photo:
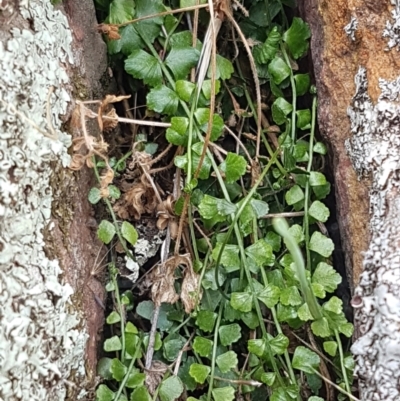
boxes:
[102,108,118,133]
[145,361,168,395]
[149,254,200,312]
[181,266,202,313]
[100,168,114,191]
[69,154,86,171]
[97,24,121,40]
[97,94,131,131]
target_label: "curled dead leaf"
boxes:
[97,94,131,131]
[149,254,201,313]
[100,168,114,191]
[97,23,121,40]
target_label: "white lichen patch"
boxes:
[346,67,400,401]
[0,1,87,400]
[383,0,400,49]
[344,16,358,42]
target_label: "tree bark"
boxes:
[300,0,400,399]
[0,0,109,399]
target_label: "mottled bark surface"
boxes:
[300,1,400,399]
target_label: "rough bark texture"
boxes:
[300,1,400,399]
[0,0,109,399]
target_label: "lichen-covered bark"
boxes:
[0,0,108,399]
[300,0,400,399]
[347,67,400,401]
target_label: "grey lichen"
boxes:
[0,0,88,400]
[346,67,400,401]
[344,16,358,42]
[383,0,400,49]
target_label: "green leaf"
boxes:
[196,310,217,332]
[313,142,327,155]
[202,267,226,290]
[292,346,320,373]
[311,317,331,337]
[311,282,326,298]
[125,50,162,86]
[111,358,127,381]
[195,108,225,141]
[280,286,303,306]
[268,57,291,85]
[212,386,235,401]
[106,311,121,324]
[159,376,184,401]
[340,322,354,338]
[308,201,330,222]
[165,47,200,80]
[97,220,116,244]
[309,232,334,257]
[108,0,135,24]
[294,73,311,96]
[126,333,141,357]
[231,291,253,312]
[297,303,313,321]
[110,24,144,56]
[125,321,138,333]
[285,184,304,205]
[178,357,197,391]
[272,97,293,125]
[216,351,238,373]
[96,384,115,401]
[323,296,343,314]
[344,355,355,370]
[97,357,113,380]
[198,195,227,222]
[283,17,311,59]
[245,239,275,267]
[135,0,165,42]
[88,187,101,204]
[257,284,281,308]
[219,324,242,346]
[126,369,145,388]
[108,185,121,200]
[264,231,281,252]
[261,372,276,386]
[323,341,337,357]
[130,386,152,401]
[147,85,179,115]
[104,335,122,352]
[176,80,195,102]
[180,0,206,6]
[312,182,331,199]
[121,221,138,246]
[308,397,325,401]
[212,243,240,273]
[189,363,211,384]
[309,171,327,186]
[248,338,266,357]
[269,333,289,355]
[312,262,341,293]
[254,27,281,64]
[210,55,234,80]
[296,109,311,130]
[219,153,247,183]
[193,337,213,358]
[201,79,221,100]
[287,224,304,244]
[250,199,269,218]
[163,334,186,361]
